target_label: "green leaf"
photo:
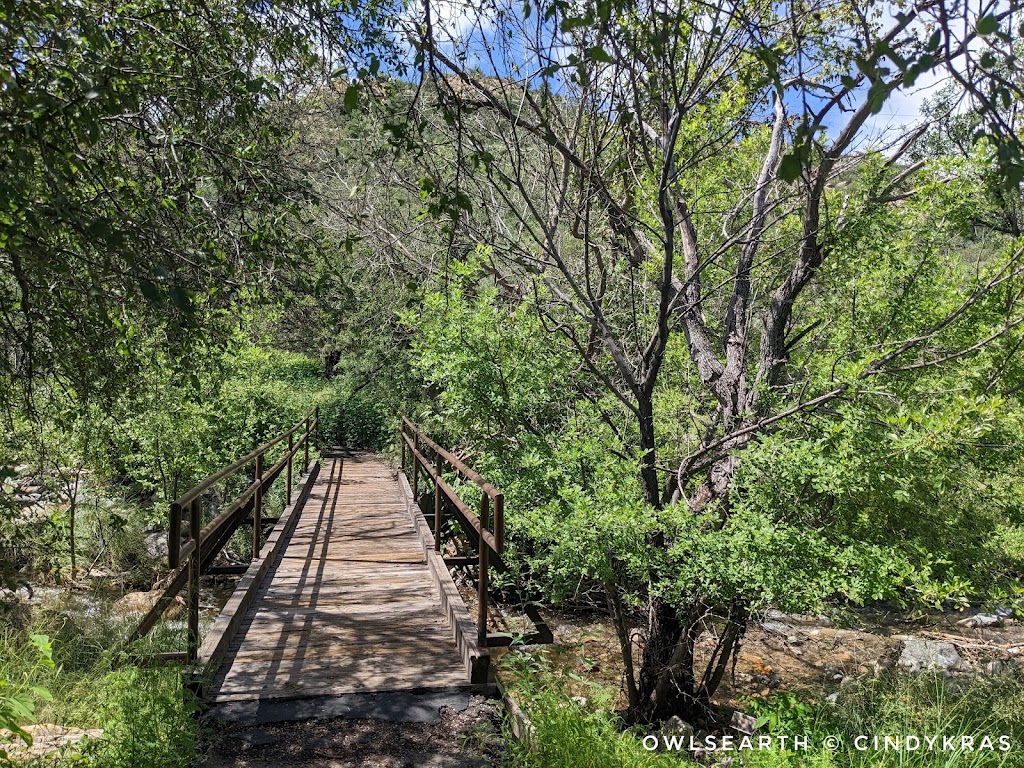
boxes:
[977,15,999,35]
[344,84,359,112]
[585,46,614,64]
[140,280,160,302]
[168,285,193,313]
[561,16,590,32]
[777,152,803,182]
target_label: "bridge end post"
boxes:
[477,538,488,649]
[187,498,201,662]
[400,428,406,474]
[412,434,419,498]
[169,501,181,569]
[433,452,442,551]
[253,453,263,561]
[286,431,293,505]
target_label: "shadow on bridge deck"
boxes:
[205,451,473,703]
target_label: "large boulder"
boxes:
[144,531,168,562]
[112,590,184,619]
[898,638,963,674]
[1,724,102,761]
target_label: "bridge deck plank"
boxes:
[206,451,469,703]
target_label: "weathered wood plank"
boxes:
[196,459,322,679]
[204,451,472,703]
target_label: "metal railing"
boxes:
[130,407,319,661]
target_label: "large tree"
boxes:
[0,0,400,411]
[400,0,1024,723]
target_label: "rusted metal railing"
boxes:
[399,417,550,648]
[129,406,319,661]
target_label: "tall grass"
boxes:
[0,609,198,767]
[505,686,690,768]
[738,672,1024,768]
[502,660,1024,768]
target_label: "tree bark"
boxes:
[638,394,660,508]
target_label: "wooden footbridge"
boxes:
[129,410,549,703]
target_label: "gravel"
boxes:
[197,694,505,768]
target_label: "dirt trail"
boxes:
[197,692,505,768]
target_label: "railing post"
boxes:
[493,493,504,553]
[304,415,310,468]
[286,430,294,506]
[400,427,407,475]
[315,405,320,449]
[253,452,263,561]
[478,494,490,647]
[169,501,181,569]
[412,433,419,498]
[478,542,489,648]
[433,452,442,551]
[188,498,201,662]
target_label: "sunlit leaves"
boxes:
[0,0,376,407]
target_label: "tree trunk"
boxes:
[633,596,685,721]
[638,395,660,508]
[630,597,750,726]
[69,497,76,581]
[604,578,640,716]
[687,454,738,517]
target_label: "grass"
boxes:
[504,687,690,768]
[500,645,1024,768]
[720,673,1024,767]
[500,648,690,767]
[0,607,198,767]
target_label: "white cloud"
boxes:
[400,0,497,53]
[859,67,951,149]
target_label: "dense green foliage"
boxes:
[405,230,1024,615]
[0,339,381,589]
[393,0,1024,721]
[0,617,197,767]
[5,0,1024,763]
[0,633,52,758]
[737,674,1024,767]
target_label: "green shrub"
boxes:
[0,609,198,767]
[0,633,54,757]
[506,687,690,768]
[502,663,690,768]
[320,395,390,450]
[75,665,197,768]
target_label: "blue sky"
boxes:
[401,0,1010,152]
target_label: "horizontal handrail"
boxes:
[401,417,503,502]
[173,416,312,508]
[400,417,504,553]
[169,415,316,568]
[130,406,319,659]
[399,418,504,647]
[402,433,500,553]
